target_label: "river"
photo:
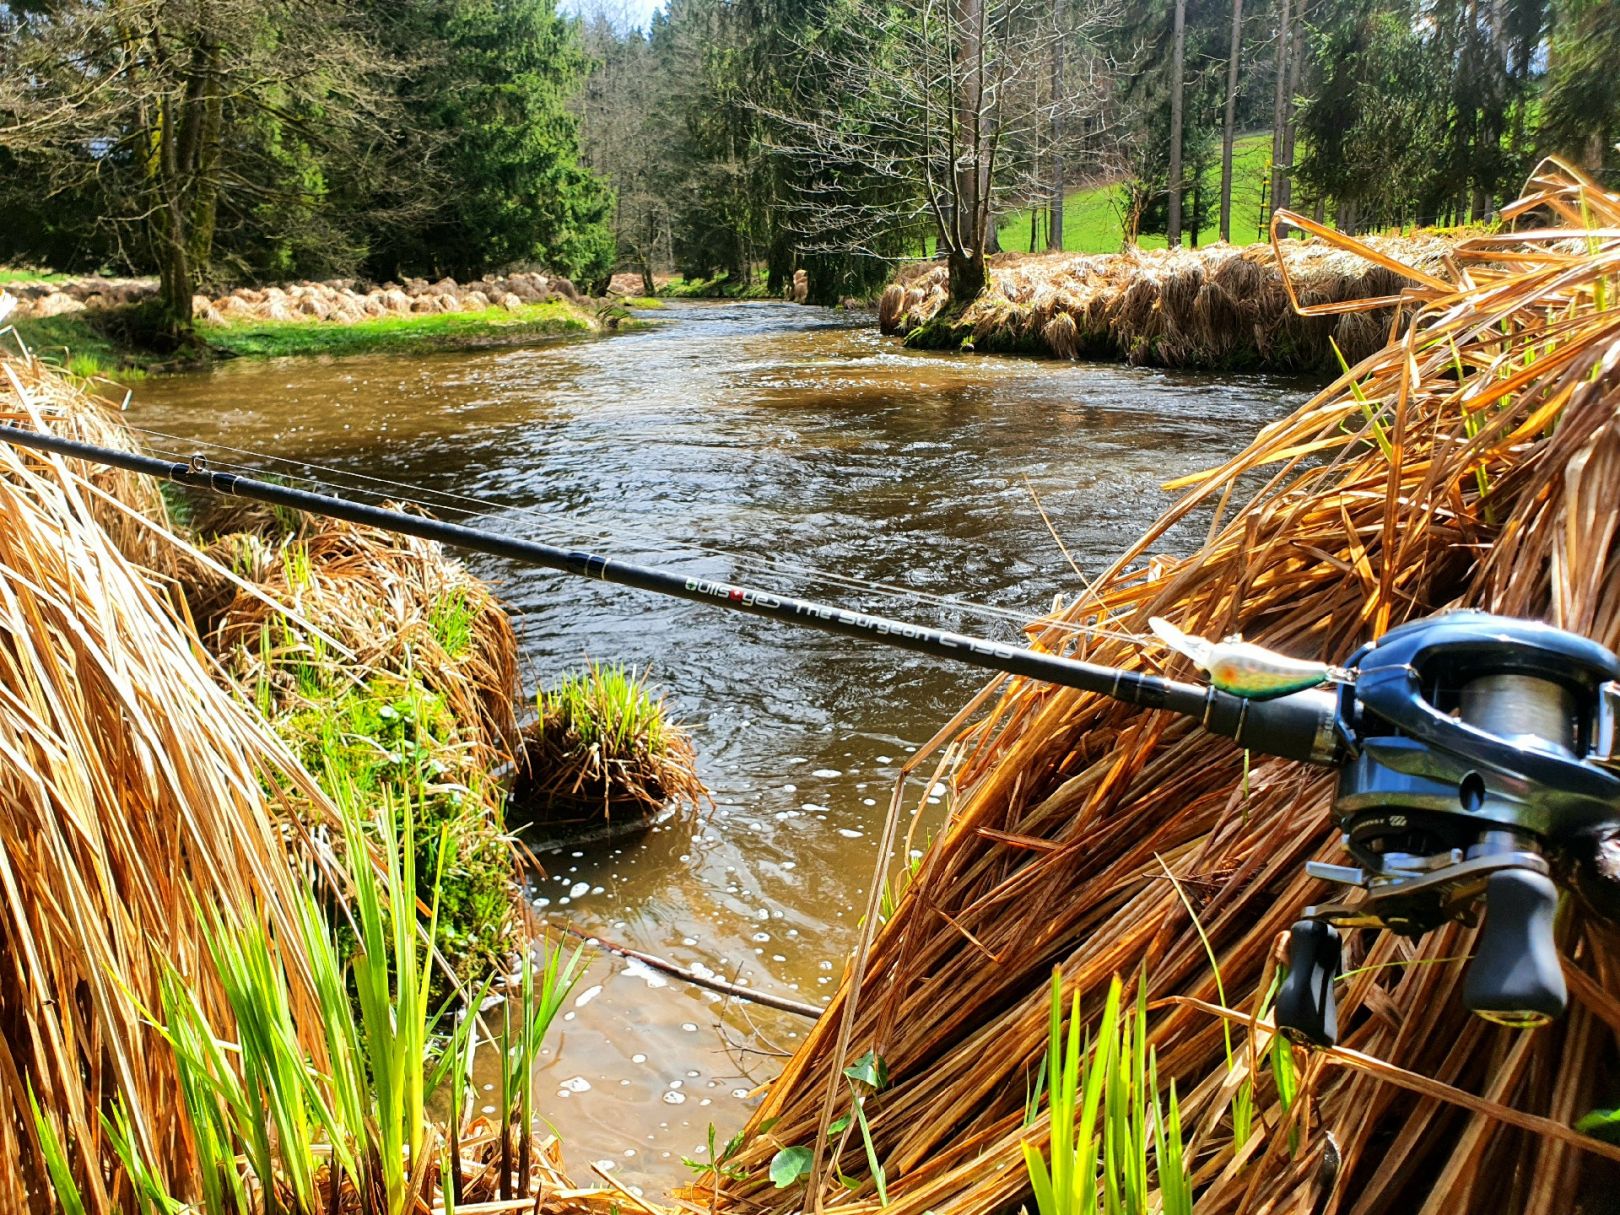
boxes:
[132,300,1306,1196]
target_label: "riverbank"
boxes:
[5,269,613,376]
[0,340,705,1211]
[724,162,1620,1215]
[879,232,1455,372]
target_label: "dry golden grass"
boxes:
[0,349,657,1214]
[0,353,343,1212]
[720,159,1620,1214]
[883,235,1454,370]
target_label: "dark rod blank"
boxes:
[0,423,1339,764]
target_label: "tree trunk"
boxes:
[1277,0,1307,212]
[185,38,224,277]
[949,249,986,301]
[951,0,984,260]
[1219,0,1244,242]
[1585,130,1606,174]
[1048,25,1064,251]
[152,89,195,342]
[1167,0,1187,246]
[1269,0,1292,220]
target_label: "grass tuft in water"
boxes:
[512,663,705,826]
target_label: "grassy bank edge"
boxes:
[659,271,772,299]
[202,297,597,358]
[9,296,602,380]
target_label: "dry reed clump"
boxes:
[884,232,1455,370]
[7,270,587,326]
[199,504,522,771]
[0,349,178,574]
[878,283,907,332]
[0,349,339,1211]
[718,160,1620,1215]
[193,504,527,992]
[0,346,658,1214]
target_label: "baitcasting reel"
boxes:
[1271,612,1620,1046]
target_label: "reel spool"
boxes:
[1275,612,1620,1046]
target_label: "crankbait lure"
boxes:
[1149,617,1351,700]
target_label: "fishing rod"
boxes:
[6,422,1620,1048]
[0,422,1339,763]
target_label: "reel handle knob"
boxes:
[1464,868,1567,1027]
[1276,919,1341,1047]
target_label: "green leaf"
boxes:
[1576,1108,1620,1143]
[828,1113,851,1136]
[770,1145,814,1188]
[844,1050,889,1090]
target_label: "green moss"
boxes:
[202,298,594,359]
[285,674,514,995]
[620,295,666,309]
[660,271,771,299]
[0,267,76,285]
[11,312,153,381]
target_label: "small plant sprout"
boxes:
[768,1049,893,1204]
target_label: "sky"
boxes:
[561,0,667,31]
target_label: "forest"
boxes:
[4,0,1620,320]
[575,0,1620,304]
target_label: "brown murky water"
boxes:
[132,300,1306,1196]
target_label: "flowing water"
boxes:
[133,301,1307,1195]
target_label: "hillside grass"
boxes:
[0,267,76,285]
[995,132,1274,254]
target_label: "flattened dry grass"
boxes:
[722,159,1620,1214]
[883,234,1454,371]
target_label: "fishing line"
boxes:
[142,430,1145,648]
[128,424,1053,630]
[126,424,1149,647]
[131,427,1140,650]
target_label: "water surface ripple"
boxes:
[133,300,1304,1192]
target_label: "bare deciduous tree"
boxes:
[1218,0,1244,242]
[575,0,676,293]
[1166,0,1187,245]
[759,0,1119,303]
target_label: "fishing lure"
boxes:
[1149,617,1351,700]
